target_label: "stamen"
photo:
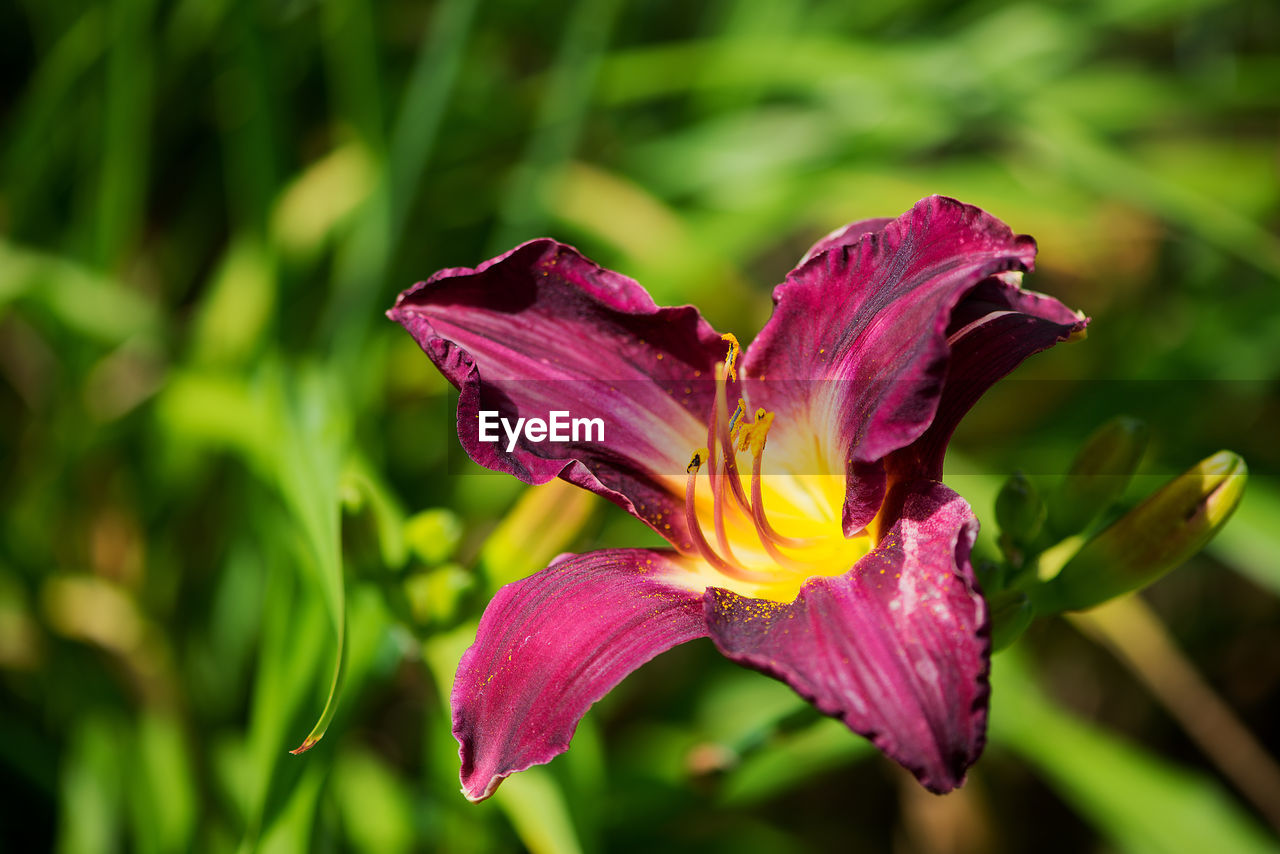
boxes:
[735,407,772,454]
[697,385,739,562]
[720,333,740,381]
[685,449,774,583]
[682,330,819,584]
[750,448,813,550]
[711,469,741,564]
[713,364,753,516]
[687,447,710,474]
[728,398,747,444]
[740,406,815,557]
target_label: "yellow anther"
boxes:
[687,447,710,474]
[720,333,740,381]
[728,398,748,443]
[736,409,774,456]
[749,411,774,456]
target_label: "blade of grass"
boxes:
[258,761,330,854]
[128,712,197,854]
[55,716,126,854]
[719,717,873,807]
[1017,108,1280,278]
[0,240,160,345]
[270,365,349,754]
[385,0,481,239]
[94,0,155,268]
[321,0,386,154]
[487,0,622,252]
[219,0,281,236]
[492,767,584,854]
[990,648,1278,854]
[323,0,481,365]
[238,559,331,853]
[2,7,105,230]
[1070,596,1280,833]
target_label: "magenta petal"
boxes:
[704,481,988,792]
[798,217,895,264]
[890,274,1089,480]
[389,240,729,543]
[452,548,708,802]
[743,196,1038,531]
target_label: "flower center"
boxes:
[677,334,870,602]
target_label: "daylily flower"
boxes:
[389,195,1087,801]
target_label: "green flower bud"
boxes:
[1035,451,1246,613]
[988,589,1034,651]
[404,563,474,625]
[997,472,1046,543]
[405,508,463,566]
[480,480,597,590]
[1048,417,1149,538]
[974,558,1004,596]
[995,472,1046,571]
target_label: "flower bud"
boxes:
[1035,451,1246,613]
[479,479,597,590]
[996,472,1047,571]
[993,471,1044,563]
[1048,417,1149,538]
[988,589,1034,651]
[405,508,463,566]
[996,472,1046,543]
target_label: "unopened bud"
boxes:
[480,479,597,591]
[1035,451,1246,612]
[988,589,1034,651]
[997,472,1046,543]
[1048,417,1149,538]
[405,508,463,566]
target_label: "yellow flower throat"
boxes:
[676,334,870,602]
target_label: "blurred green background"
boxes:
[2,0,1279,851]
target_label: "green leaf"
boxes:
[56,717,127,854]
[719,717,872,806]
[488,0,623,251]
[0,240,159,345]
[258,761,330,854]
[479,480,598,592]
[342,454,410,570]
[990,650,1278,854]
[190,237,278,367]
[269,365,350,754]
[334,748,415,854]
[238,562,332,852]
[128,712,197,854]
[492,767,585,854]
